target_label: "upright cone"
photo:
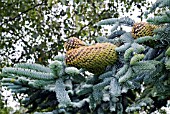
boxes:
[65,38,118,74]
[131,22,158,39]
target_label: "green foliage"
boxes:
[118,67,133,83]
[14,63,51,73]
[97,16,135,27]
[0,96,10,114]
[145,0,170,15]
[0,0,149,68]
[55,79,71,108]
[165,58,170,70]
[165,46,170,57]
[2,67,55,80]
[115,43,131,52]
[1,0,170,114]
[115,64,129,78]
[148,13,170,24]
[130,54,145,65]
[49,61,64,77]
[126,97,154,113]
[124,48,134,62]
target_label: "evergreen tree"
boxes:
[1,0,170,113]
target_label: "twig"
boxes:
[0,2,45,26]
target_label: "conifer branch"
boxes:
[2,67,55,80]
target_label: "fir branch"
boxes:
[118,67,133,83]
[165,58,170,70]
[14,63,51,73]
[96,36,122,46]
[21,90,42,106]
[154,50,165,61]
[96,36,108,43]
[166,11,170,17]
[134,36,155,44]
[124,48,134,62]
[28,80,55,89]
[165,47,170,57]
[1,83,15,86]
[65,67,80,76]
[102,91,110,102]
[76,84,93,96]
[127,80,141,89]
[72,98,90,108]
[115,64,129,78]
[99,71,113,80]
[55,79,71,107]
[108,30,126,39]
[155,25,170,47]
[71,73,86,83]
[115,43,131,52]
[110,100,117,111]
[54,54,65,61]
[96,18,119,26]
[120,32,134,43]
[130,54,145,65]
[7,85,22,89]
[159,0,170,8]
[147,14,170,24]
[119,16,135,26]
[93,78,111,90]
[143,67,162,85]
[145,0,165,16]
[93,78,111,103]
[2,67,55,80]
[132,61,160,73]
[108,37,122,46]
[110,78,121,97]
[1,1,169,112]
[92,89,103,104]
[116,102,124,113]
[44,84,56,91]
[17,77,30,85]
[131,43,145,53]
[2,78,22,85]
[86,75,99,84]
[144,48,158,60]
[96,16,134,26]
[126,97,153,113]
[89,95,97,110]
[65,79,73,90]
[49,60,64,77]
[110,22,120,31]
[11,87,29,93]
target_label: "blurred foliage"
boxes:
[0,96,10,114]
